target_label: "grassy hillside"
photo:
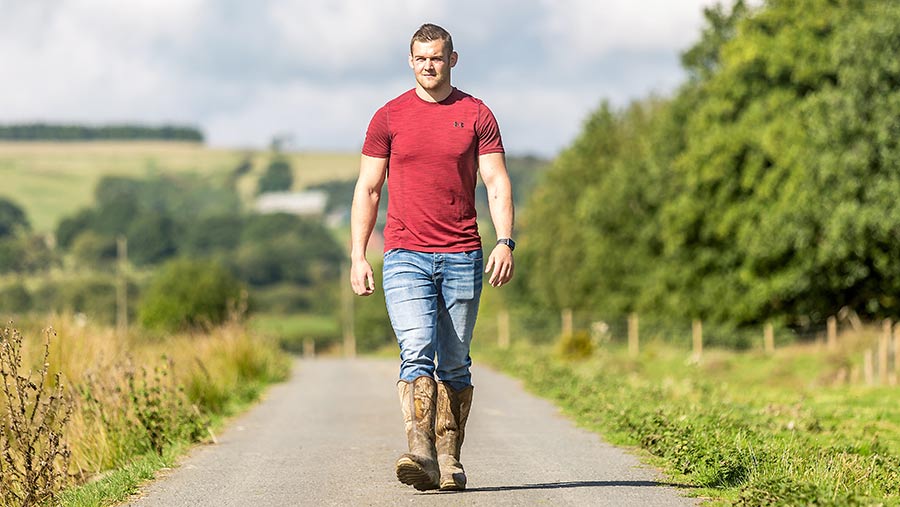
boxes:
[0,142,360,232]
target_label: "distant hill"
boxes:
[0,142,360,232]
[0,123,204,142]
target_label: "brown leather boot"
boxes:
[395,376,440,491]
[435,382,474,490]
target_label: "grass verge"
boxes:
[474,335,900,506]
[1,315,291,507]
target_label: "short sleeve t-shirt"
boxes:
[362,87,504,253]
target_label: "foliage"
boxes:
[126,359,206,455]
[555,330,593,360]
[0,234,58,274]
[70,231,118,269]
[518,0,900,334]
[2,315,289,506]
[139,258,244,332]
[257,156,294,194]
[181,214,243,255]
[234,213,344,288]
[0,326,73,507]
[56,174,242,270]
[0,123,203,142]
[0,282,32,314]
[0,197,29,239]
[126,213,179,266]
[477,337,900,505]
[353,258,395,353]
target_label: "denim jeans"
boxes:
[382,248,483,390]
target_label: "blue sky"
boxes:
[0,0,726,156]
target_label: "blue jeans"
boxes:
[383,248,483,390]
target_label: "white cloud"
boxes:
[268,0,446,73]
[0,0,728,155]
[538,0,722,63]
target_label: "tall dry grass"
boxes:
[1,313,290,506]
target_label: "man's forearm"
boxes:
[350,184,380,261]
[486,178,514,239]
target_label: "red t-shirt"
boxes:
[362,87,504,252]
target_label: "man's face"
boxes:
[409,40,457,91]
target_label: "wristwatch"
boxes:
[496,238,516,251]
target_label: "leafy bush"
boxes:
[139,258,244,332]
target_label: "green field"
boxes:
[473,330,900,506]
[0,142,360,232]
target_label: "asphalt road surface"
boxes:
[126,358,699,506]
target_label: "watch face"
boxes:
[498,238,515,251]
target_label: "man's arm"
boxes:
[478,152,515,287]
[350,155,388,296]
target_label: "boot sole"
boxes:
[396,457,439,491]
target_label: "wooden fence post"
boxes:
[628,313,639,357]
[692,319,703,361]
[764,323,775,355]
[880,319,891,385]
[894,324,900,387]
[116,235,128,337]
[864,348,874,386]
[498,309,510,349]
[562,308,573,336]
[827,315,837,350]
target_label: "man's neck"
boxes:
[415,84,453,103]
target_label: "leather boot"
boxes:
[435,382,473,490]
[395,376,440,491]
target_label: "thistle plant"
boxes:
[0,325,72,507]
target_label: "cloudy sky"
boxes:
[0,0,725,156]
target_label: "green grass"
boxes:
[473,336,900,506]
[58,444,184,507]
[0,142,359,232]
[249,313,341,353]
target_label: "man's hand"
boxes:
[351,259,376,296]
[484,244,514,287]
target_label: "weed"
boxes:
[126,357,207,455]
[0,325,72,507]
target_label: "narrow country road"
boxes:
[125,358,699,506]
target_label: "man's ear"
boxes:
[409,54,415,69]
[449,51,458,68]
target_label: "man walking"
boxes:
[350,23,515,492]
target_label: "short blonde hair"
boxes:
[410,23,453,54]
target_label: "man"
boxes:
[349,23,515,492]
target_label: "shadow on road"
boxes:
[460,480,698,493]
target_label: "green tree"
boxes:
[127,213,179,266]
[0,198,29,239]
[257,157,294,193]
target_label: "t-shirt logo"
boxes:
[453,121,465,128]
